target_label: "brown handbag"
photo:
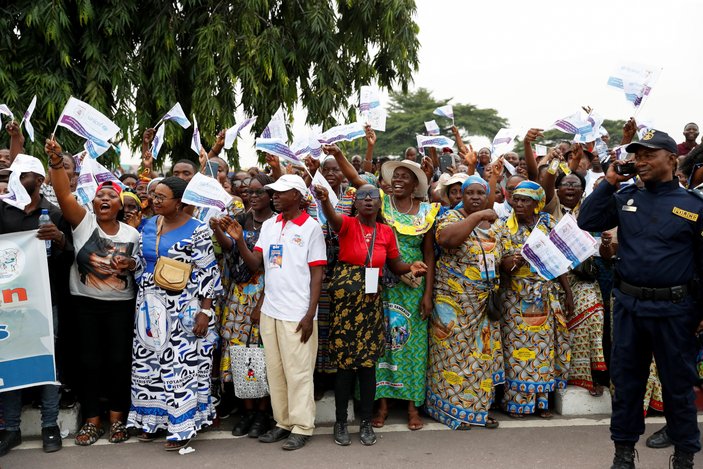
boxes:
[153,217,192,292]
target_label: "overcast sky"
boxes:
[143,0,702,169]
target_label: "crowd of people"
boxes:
[0,117,702,468]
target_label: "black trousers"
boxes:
[74,296,134,419]
[610,289,701,453]
[335,367,376,422]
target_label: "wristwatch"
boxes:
[199,308,214,318]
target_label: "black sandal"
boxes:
[108,421,130,443]
[75,422,104,446]
[484,416,500,429]
[138,429,166,442]
[164,439,190,451]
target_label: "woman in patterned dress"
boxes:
[542,167,607,395]
[214,174,275,437]
[314,182,427,446]
[128,177,222,450]
[494,181,573,418]
[328,145,438,431]
[427,175,504,429]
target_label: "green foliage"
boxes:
[372,88,508,157]
[0,0,420,168]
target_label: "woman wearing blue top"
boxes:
[127,177,222,451]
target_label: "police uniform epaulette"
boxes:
[616,183,638,194]
[686,187,703,202]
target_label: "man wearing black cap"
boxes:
[578,129,703,469]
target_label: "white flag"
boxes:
[261,106,287,141]
[21,96,37,142]
[433,104,454,122]
[159,102,191,128]
[0,104,14,127]
[424,120,440,136]
[55,97,120,147]
[191,115,202,156]
[224,116,257,150]
[151,123,165,158]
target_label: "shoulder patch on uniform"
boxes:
[687,188,703,202]
[672,206,699,222]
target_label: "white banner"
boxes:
[224,116,257,150]
[182,172,233,212]
[424,120,440,136]
[318,123,366,145]
[416,134,454,149]
[261,106,287,141]
[0,230,58,392]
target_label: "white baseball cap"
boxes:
[9,153,46,177]
[265,174,309,198]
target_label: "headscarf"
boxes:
[96,181,123,198]
[506,180,546,234]
[460,175,490,195]
[121,189,142,209]
[147,177,164,194]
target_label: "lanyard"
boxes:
[361,219,377,268]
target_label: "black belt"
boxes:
[615,279,689,302]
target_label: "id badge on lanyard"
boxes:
[363,223,378,294]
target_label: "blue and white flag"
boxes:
[433,104,454,122]
[424,120,440,136]
[256,138,301,165]
[20,96,37,142]
[607,62,662,110]
[224,116,257,150]
[150,122,165,158]
[191,115,202,156]
[158,102,191,129]
[317,123,365,145]
[261,106,287,141]
[416,134,454,150]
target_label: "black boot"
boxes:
[671,448,695,469]
[646,425,672,449]
[231,411,255,437]
[247,412,269,439]
[611,443,637,469]
[0,430,22,457]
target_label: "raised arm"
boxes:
[523,128,542,182]
[451,125,469,154]
[621,118,637,145]
[7,121,25,160]
[312,184,343,233]
[208,130,225,160]
[460,145,477,175]
[45,139,87,228]
[363,125,375,173]
[140,128,157,179]
[542,148,562,204]
[486,158,503,207]
[265,153,282,181]
[322,144,365,188]
[220,216,263,272]
[437,209,497,249]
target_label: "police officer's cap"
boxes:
[625,129,677,155]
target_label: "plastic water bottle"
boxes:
[38,209,52,256]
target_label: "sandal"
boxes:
[483,416,500,429]
[164,439,190,451]
[108,421,130,443]
[407,410,424,431]
[75,422,104,446]
[538,409,554,419]
[138,429,166,442]
[371,408,388,429]
[507,412,525,419]
[589,385,604,397]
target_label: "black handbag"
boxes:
[475,230,502,322]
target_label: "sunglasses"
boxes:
[356,189,380,200]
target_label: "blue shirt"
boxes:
[578,178,703,291]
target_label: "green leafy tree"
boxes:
[372,88,508,157]
[0,0,420,168]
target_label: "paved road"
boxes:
[2,415,701,469]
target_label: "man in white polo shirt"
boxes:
[250,174,326,451]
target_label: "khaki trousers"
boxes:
[260,313,318,435]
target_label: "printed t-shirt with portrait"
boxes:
[254,212,326,322]
[69,213,140,301]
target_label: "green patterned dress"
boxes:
[375,192,439,406]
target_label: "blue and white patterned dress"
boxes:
[127,216,222,441]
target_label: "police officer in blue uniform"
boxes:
[578,129,703,469]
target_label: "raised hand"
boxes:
[312,184,328,202]
[220,216,243,241]
[524,128,544,143]
[364,125,376,146]
[622,117,637,144]
[265,153,280,170]
[322,144,343,158]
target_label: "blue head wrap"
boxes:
[460,175,490,195]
